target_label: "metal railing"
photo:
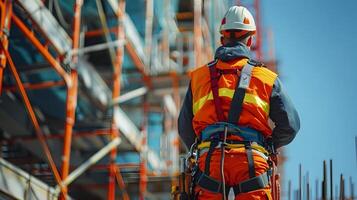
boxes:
[0,158,72,200]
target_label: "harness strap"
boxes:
[200,122,266,145]
[198,140,269,156]
[228,63,254,124]
[195,170,226,194]
[208,60,225,122]
[232,171,270,195]
[245,143,256,178]
[195,169,269,195]
[204,140,218,175]
[217,68,238,75]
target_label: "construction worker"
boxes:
[178,5,300,200]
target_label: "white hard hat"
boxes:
[220,6,256,33]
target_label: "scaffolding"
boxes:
[0,0,277,199]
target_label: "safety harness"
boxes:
[192,59,271,197]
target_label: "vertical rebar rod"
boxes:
[299,164,302,200]
[340,174,345,200]
[355,136,357,169]
[288,180,291,200]
[295,190,299,200]
[323,160,327,200]
[307,172,310,200]
[316,179,319,200]
[303,174,306,200]
[350,177,353,200]
[330,159,333,200]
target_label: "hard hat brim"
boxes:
[220,22,256,32]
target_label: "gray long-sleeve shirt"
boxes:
[178,42,300,150]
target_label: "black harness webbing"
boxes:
[229,63,256,179]
[204,140,218,175]
[228,62,254,124]
[208,60,225,122]
[245,143,256,178]
[195,169,270,195]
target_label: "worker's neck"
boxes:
[223,40,248,48]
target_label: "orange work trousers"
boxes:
[194,148,272,200]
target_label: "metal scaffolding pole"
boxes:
[160,0,171,72]
[110,0,127,199]
[254,0,263,60]
[54,137,122,194]
[144,0,153,71]
[139,96,148,200]
[0,0,12,95]
[60,1,82,199]
[194,0,203,67]
[60,70,78,200]
[171,72,180,175]
[4,80,65,92]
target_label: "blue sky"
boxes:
[261,0,357,197]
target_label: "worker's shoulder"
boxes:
[189,61,212,78]
[249,59,276,75]
[249,59,278,85]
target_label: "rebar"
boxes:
[322,160,327,200]
[330,159,334,200]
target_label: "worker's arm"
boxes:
[178,83,196,149]
[269,78,300,149]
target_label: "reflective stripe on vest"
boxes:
[193,88,270,115]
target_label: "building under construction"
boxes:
[0,0,280,199]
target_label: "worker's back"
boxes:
[190,57,277,138]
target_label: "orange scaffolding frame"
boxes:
[0,0,134,199]
[1,11,67,199]
[1,0,206,199]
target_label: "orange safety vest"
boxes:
[190,58,278,138]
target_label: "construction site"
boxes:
[0,0,356,199]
